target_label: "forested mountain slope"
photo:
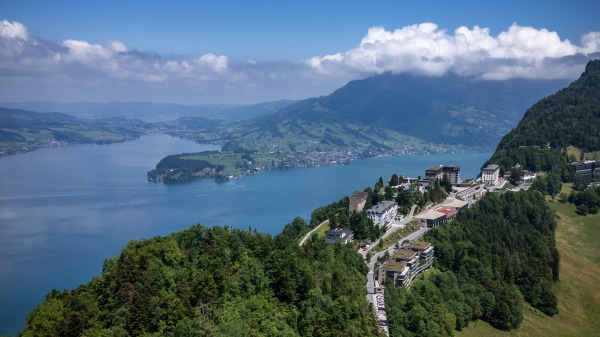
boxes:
[20,219,383,337]
[486,59,600,174]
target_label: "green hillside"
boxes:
[0,108,152,156]
[169,74,567,154]
[456,198,600,337]
[19,219,383,337]
[486,59,600,175]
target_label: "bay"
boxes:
[0,133,490,335]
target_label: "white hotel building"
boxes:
[367,201,398,227]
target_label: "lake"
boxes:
[0,134,491,335]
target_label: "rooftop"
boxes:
[381,260,406,272]
[414,209,446,220]
[392,250,417,261]
[436,208,457,216]
[484,164,500,170]
[350,191,369,200]
[368,201,397,213]
[426,165,443,172]
[442,199,468,209]
[407,241,431,251]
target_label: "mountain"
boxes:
[177,73,569,155]
[0,107,153,156]
[486,59,600,174]
[0,100,296,123]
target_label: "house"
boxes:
[367,201,398,227]
[522,170,537,181]
[482,164,500,186]
[349,191,369,215]
[325,228,354,244]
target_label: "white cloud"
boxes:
[0,20,28,40]
[0,19,599,103]
[307,23,600,80]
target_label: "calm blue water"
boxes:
[0,134,491,335]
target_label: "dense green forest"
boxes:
[20,218,382,337]
[486,59,600,177]
[386,190,560,336]
[147,152,222,183]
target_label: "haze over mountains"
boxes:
[164,73,570,155]
[0,72,571,158]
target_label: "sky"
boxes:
[1,0,600,105]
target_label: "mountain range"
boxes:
[169,73,569,154]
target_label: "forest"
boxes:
[385,190,560,336]
[20,174,563,337]
[20,217,383,337]
[486,60,600,177]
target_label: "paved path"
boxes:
[298,220,328,246]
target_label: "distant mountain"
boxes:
[486,59,600,174]
[0,100,296,123]
[0,107,153,156]
[180,73,569,155]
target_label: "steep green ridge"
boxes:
[386,190,559,336]
[20,219,382,337]
[486,60,600,174]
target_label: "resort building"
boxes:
[367,201,398,227]
[414,199,468,228]
[570,160,600,184]
[455,183,485,200]
[425,165,461,184]
[349,191,369,215]
[482,164,500,186]
[377,241,434,289]
[425,165,443,181]
[442,165,461,184]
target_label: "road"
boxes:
[298,220,328,246]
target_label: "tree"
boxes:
[508,167,522,185]
[390,173,399,186]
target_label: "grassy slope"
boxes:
[456,195,600,337]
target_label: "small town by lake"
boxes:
[0,133,491,335]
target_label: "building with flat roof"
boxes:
[482,164,500,186]
[367,201,398,227]
[349,191,369,215]
[377,241,434,289]
[442,165,461,184]
[425,165,443,181]
[570,160,600,184]
[425,165,461,184]
[414,209,447,228]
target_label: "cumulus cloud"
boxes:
[0,19,599,103]
[307,23,600,80]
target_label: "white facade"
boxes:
[367,201,398,227]
[482,164,500,186]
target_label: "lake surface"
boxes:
[0,134,491,335]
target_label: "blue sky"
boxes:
[1,0,599,104]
